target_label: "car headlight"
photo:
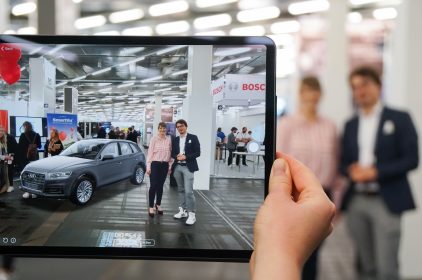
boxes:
[48,171,72,179]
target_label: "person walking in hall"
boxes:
[235,127,250,166]
[171,119,201,225]
[146,122,174,217]
[226,127,238,167]
[0,125,17,193]
[216,127,226,143]
[126,126,138,143]
[18,121,41,199]
[277,76,338,280]
[341,66,419,280]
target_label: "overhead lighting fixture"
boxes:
[81,91,95,95]
[20,66,26,72]
[117,82,135,88]
[179,85,188,89]
[46,45,67,55]
[55,81,68,87]
[149,1,189,17]
[128,100,140,104]
[155,87,173,93]
[71,75,87,82]
[194,14,232,30]
[171,70,188,76]
[94,30,120,36]
[156,21,190,35]
[373,7,397,20]
[196,0,237,8]
[238,0,273,10]
[349,0,383,5]
[120,47,145,55]
[12,2,37,16]
[214,47,251,56]
[142,75,163,83]
[115,95,129,99]
[348,12,363,23]
[122,26,153,36]
[195,30,226,36]
[237,6,281,23]
[74,15,107,30]
[229,25,265,36]
[288,0,330,15]
[91,67,112,76]
[156,45,187,55]
[17,27,37,35]
[213,56,251,67]
[133,92,154,96]
[118,56,145,67]
[72,0,83,3]
[109,8,144,23]
[270,20,301,34]
[99,87,112,92]
[3,30,16,34]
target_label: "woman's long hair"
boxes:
[0,126,8,150]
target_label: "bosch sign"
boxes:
[242,83,265,91]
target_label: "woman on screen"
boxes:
[44,128,64,157]
[146,122,174,217]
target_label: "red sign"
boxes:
[242,83,265,91]
[0,110,8,132]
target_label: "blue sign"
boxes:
[46,113,78,148]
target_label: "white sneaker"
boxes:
[185,212,196,225]
[7,186,14,193]
[22,192,30,198]
[173,207,188,219]
[31,194,37,198]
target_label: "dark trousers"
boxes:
[149,161,169,208]
[8,164,14,186]
[236,146,247,165]
[227,149,235,165]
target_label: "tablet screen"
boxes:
[0,35,275,260]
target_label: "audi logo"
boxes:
[27,173,36,179]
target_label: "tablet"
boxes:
[0,35,276,261]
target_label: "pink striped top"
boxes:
[276,113,338,189]
[147,135,174,171]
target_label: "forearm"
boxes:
[252,248,301,280]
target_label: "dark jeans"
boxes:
[8,164,14,186]
[227,149,235,166]
[149,161,169,208]
[236,146,247,165]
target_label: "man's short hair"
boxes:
[158,122,167,129]
[176,119,188,127]
[300,76,321,92]
[231,127,238,132]
[349,66,382,87]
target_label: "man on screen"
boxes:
[171,119,201,225]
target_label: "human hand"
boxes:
[348,163,378,182]
[146,169,151,176]
[168,169,172,175]
[250,152,335,280]
[178,154,186,161]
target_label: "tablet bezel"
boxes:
[0,35,276,262]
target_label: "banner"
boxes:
[0,110,8,132]
[47,113,78,149]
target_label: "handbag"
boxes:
[25,133,38,161]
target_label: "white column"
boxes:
[29,58,56,117]
[184,45,213,190]
[55,0,79,35]
[0,1,9,33]
[152,94,162,137]
[321,0,350,129]
[386,1,422,278]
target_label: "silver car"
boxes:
[20,139,146,205]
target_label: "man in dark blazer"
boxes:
[341,66,419,280]
[171,119,200,225]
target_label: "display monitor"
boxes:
[0,35,276,261]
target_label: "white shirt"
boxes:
[236,132,248,147]
[179,134,187,163]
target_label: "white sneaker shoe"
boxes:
[185,212,196,225]
[173,207,188,219]
[22,192,37,199]
[7,186,14,193]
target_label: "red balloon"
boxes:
[0,62,20,85]
[0,44,21,63]
[59,131,67,141]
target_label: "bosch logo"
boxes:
[228,82,239,92]
[242,83,266,91]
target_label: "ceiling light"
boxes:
[237,6,281,23]
[115,95,129,99]
[149,1,189,17]
[56,81,68,87]
[288,0,330,15]
[156,45,187,55]
[71,75,87,82]
[133,92,153,96]
[349,0,383,5]
[229,25,265,36]
[270,20,301,34]
[156,21,190,35]
[196,0,237,8]
[171,70,188,76]
[99,87,112,92]
[109,8,144,23]
[91,67,112,76]
[12,2,37,16]
[17,27,37,34]
[142,76,163,83]
[348,12,363,23]
[74,15,106,30]
[373,7,397,20]
[72,0,83,3]
[128,100,140,104]
[179,85,188,89]
[94,30,120,35]
[213,56,251,67]
[195,30,226,36]
[214,47,251,56]
[3,30,16,34]
[118,56,145,67]
[117,82,135,88]
[120,47,145,55]
[194,14,232,30]
[155,87,173,93]
[122,26,153,36]
[238,0,274,10]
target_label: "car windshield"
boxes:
[61,141,106,160]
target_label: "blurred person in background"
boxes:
[0,125,17,193]
[17,121,41,171]
[235,127,250,166]
[216,127,226,143]
[226,127,238,167]
[276,76,338,280]
[44,129,64,158]
[126,126,138,143]
[341,66,419,280]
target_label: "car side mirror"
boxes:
[102,154,115,161]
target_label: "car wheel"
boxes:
[131,165,145,185]
[71,176,94,205]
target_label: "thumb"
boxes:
[269,158,292,199]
